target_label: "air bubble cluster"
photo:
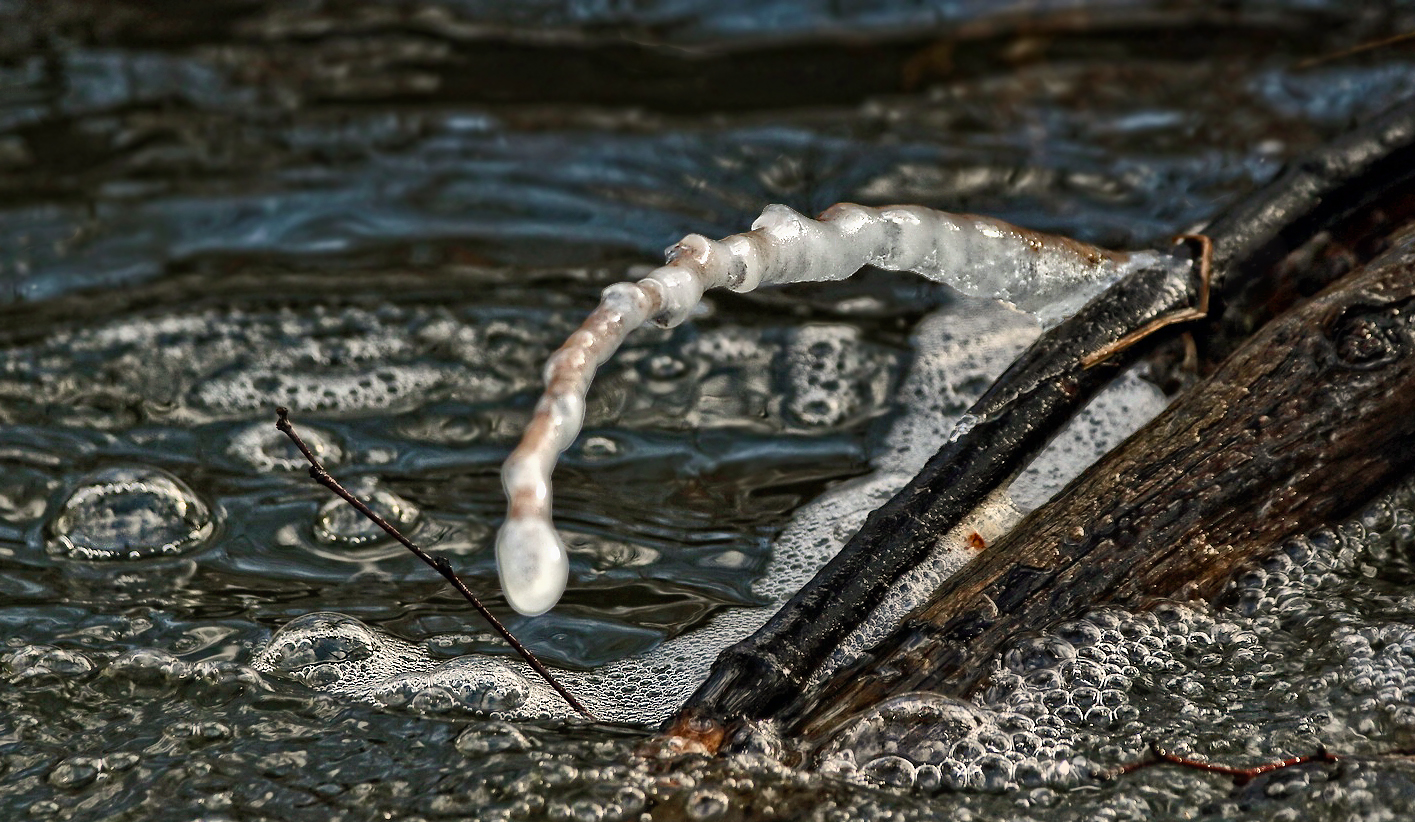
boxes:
[5,645,97,686]
[820,692,1084,792]
[839,475,1415,800]
[4,642,269,706]
[225,420,344,472]
[253,612,561,717]
[312,478,420,546]
[378,655,530,713]
[778,325,895,428]
[0,305,560,425]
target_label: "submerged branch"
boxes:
[1100,742,1339,785]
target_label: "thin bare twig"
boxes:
[274,406,596,721]
[1098,741,1338,784]
[1295,30,1415,70]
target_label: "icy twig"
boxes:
[497,202,1168,616]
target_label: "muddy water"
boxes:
[3,2,1415,820]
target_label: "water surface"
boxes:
[3,2,1415,819]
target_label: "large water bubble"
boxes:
[255,612,398,679]
[46,467,214,560]
[312,477,420,546]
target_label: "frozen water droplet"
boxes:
[47,467,213,560]
[496,517,569,616]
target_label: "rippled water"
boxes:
[3,2,1415,820]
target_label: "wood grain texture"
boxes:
[784,230,1415,747]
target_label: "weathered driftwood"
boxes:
[659,99,1415,753]
[783,227,1415,746]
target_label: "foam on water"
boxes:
[253,612,566,718]
[225,420,345,472]
[1009,369,1169,512]
[0,304,554,425]
[778,324,895,429]
[257,296,1172,723]
[827,476,1415,802]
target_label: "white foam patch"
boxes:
[253,612,566,719]
[194,365,463,416]
[778,324,895,428]
[872,304,1040,475]
[257,297,1172,723]
[0,303,546,424]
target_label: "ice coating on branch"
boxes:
[494,517,568,617]
[496,203,1164,615]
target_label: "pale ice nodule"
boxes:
[495,516,569,617]
[496,202,1158,615]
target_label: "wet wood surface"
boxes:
[659,101,1415,753]
[782,228,1415,747]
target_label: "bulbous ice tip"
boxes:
[495,516,570,616]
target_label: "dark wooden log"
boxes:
[659,100,1415,752]
[783,225,1415,746]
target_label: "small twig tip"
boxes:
[274,404,593,719]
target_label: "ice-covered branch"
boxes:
[496,202,1167,616]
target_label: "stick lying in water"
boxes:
[496,205,1183,615]
[778,226,1415,747]
[656,98,1415,752]
[274,407,595,720]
